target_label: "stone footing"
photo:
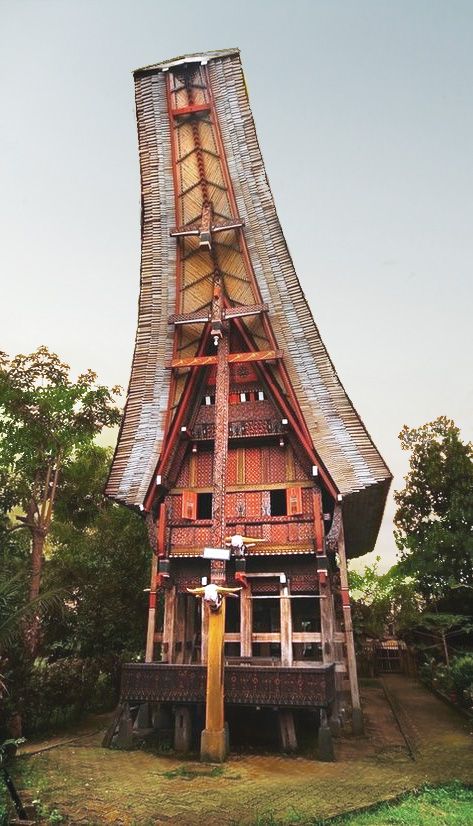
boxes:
[352,707,364,735]
[200,727,228,763]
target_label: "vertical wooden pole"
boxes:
[319,577,335,666]
[185,594,196,663]
[200,600,228,762]
[280,582,293,667]
[201,599,209,663]
[240,583,253,657]
[162,586,177,663]
[145,552,158,662]
[338,515,363,734]
[174,593,186,664]
[211,283,229,586]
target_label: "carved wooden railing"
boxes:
[120,662,335,708]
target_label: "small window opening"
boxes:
[257,390,266,401]
[269,489,287,516]
[202,394,215,406]
[197,492,213,519]
[240,391,249,402]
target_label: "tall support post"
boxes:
[240,583,253,657]
[201,600,209,663]
[319,576,335,666]
[145,551,158,662]
[210,280,229,586]
[315,488,340,734]
[147,503,167,662]
[338,514,363,734]
[174,593,187,664]
[280,580,293,667]
[162,586,177,663]
[200,599,228,762]
[185,594,196,663]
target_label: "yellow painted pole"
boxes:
[200,599,227,762]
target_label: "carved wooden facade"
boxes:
[106,49,392,748]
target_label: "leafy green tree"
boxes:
[0,347,121,653]
[349,558,422,639]
[45,444,150,659]
[394,417,473,602]
[408,613,473,667]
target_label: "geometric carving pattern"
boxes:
[120,662,336,707]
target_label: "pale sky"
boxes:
[1,0,472,570]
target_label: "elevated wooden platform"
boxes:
[120,662,336,709]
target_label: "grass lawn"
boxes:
[316,783,473,826]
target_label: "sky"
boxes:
[1,0,472,570]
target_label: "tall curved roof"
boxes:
[106,49,391,557]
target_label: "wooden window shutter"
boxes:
[182,490,197,520]
[286,486,302,516]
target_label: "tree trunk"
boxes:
[441,631,450,667]
[26,527,46,656]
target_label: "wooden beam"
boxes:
[145,551,158,663]
[201,600,209,663]
[168,349,283,369]
[338,512,363,734]
[171,102,210,117]
[240,584,253,657]
[162,586,177,663]
[280,582,293,667]
[211,325,229,585]
[174,594,187,664]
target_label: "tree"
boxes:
[408,612,473,667]
[0,347,121,653]
[349,558,422,639]
[45,444,150,659]
[394,417,473,603]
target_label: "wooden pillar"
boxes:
[174,593,186,664]
[145,552,158,663]
[278,710,297,752]
[280,582,293,667]
[162,586,176,663]
[174,706,192,753]
[318,708,335,762]
[185,594,196,663]
[201,599,209,663]
[338,515,363,734]
[211,284,229,586]
[200,599,228,762]
[319,575,335,665]
[240,583,252,657]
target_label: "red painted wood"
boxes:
[313,489,324,552]
[182,490,197,520]
[286,486,303,516]
[171,102,210,117]
[157,502,167,557]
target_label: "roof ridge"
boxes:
[134,48,240,76]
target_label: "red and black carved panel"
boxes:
[173,559,209,591]
[120,663,336,707]
[266,446,286,483]
[245,447,262,485]
[196,450,213,486]
[228,399,275,423]
[175,461,190,488]
[244,490,263,518]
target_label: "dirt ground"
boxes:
[12,676,473,825]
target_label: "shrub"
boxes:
[450,654,473,706]
[22,655,122,734]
